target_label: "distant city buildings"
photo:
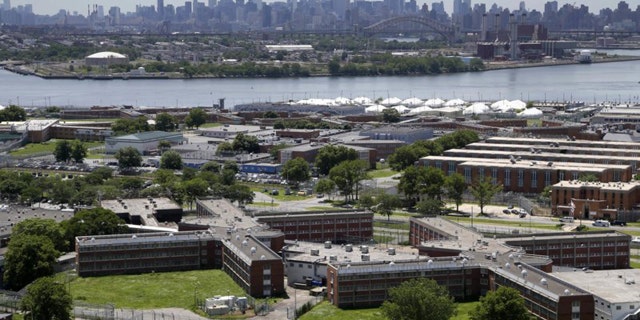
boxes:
[0,1,639,34]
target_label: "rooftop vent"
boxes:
[310,249,320,256]
[361,245,369,254]
[361,254,370,261]
[324,241,332,249]
[345,244,353,252]
[250,247,256,255]
[388,248,396,255]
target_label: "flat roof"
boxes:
[485,137,640,149]
[459,161,609,172]
[443,149,640,163]
[552,180,640,192]
[223,228,281,263]
[107,131,183,142]
[191,198,261,230]
[284,241,422,265]
[423,156,631,170]
[468,143,640,156]
[76,230,215,247]
[552,269,640,303]
[101,197,181,227]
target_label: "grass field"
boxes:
[374,221,410,231]
[62,270,246,310]
[10,140,104,157]
[367,168,399,179]
[299,300,479,320]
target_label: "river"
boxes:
[1,58,640,109]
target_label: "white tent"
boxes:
[352,97,373,105]
[463,103,490,115]
[437,106,463,113]
[365,105,387,113]
[518,107,543,118]
[293,98,337,106]
[393,105,411,113]
[407,106,433,115]
[510,99,527,111]
[402,97,423,107]
[490,100,511,110]
[424,98,445,107]
[444,99,466,107]
[380,97,402,106]
[334,97,352,105]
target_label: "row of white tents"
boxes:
[288,97,544,118]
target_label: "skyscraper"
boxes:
[158,0,164,17]
[2,0,10,11]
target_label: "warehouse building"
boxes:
[105,131,185,154]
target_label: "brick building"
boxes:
[551,181,640,220]
[75,228,285,297]
[255,211,374,244]
[279,144,376,169]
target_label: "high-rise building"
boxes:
[208,0,217,8]
[2,0,10,11]
[157,0,164,17]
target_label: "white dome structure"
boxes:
[402,97,423,107]
[352,97,373,105]
[463,103,490,115]
[518,107,543,118]
[407,105,433,115]
[365,105,387,113]
[380,97,402,106]
[444,99,466,107]
[392,105,411,113]
[490,100,511,110]
[334,97,352,105]
[85,51,129,66]
[510,99,527,111]
[424,98,445,107]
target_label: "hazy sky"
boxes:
[9,0,627,15]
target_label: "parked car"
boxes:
[502,209,511,214]
[270,190,279,196]
[592,220,610,227]
[632,237,640,244]
[612,220,627,226]
[559,216,575,223]
[297,190,306,196]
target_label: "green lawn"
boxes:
[443,216,563,231]
[199,122,223,128]
[368,168,399,179]
[250,202,280,207]
[299,301,383,320]
[632,261,640,269]
[305,206,343,211]
[299,300,478,320]
[451,301,480,320]
[10,140,104,157]
[374,235,394,244]
[63,270,246,310]
[374,221,410,231]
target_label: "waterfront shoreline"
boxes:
[3,55,640,81]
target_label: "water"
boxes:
[1,58,640,109]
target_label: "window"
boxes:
[491,168,498,184]
[464,167,472,183]
[448,162,455,175]
[559,171,565,181]
[545,171,551,186]
[531,171,537,188]
[518,170,524,187]
[505,169,511,186]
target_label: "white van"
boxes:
[592,220,610,227]
[559,216,574,223]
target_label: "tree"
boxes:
[182,178,209,209]
[315,178,336,199]
[445,173,467,212]
[224,184,254,205]
[13,218,66,252]
[232,133,260,153]
[375,193,402,221]
[282,157,310,186]
[185,108,207,129]
[160,150,183,170]
[115,147,142,171]
[469,286,531,320]
[470,176,503,215]
[70,139,88,163]
[21,276,72,320]
[398,166,445,204]
[155,112,177,131]
[264,111,279,118]
[200,161,221,173]
[329,160,368,202]
[416,198,444,216]
[315,145,358,176]
[328,57,341,75]
[53,140,72,163]
[3,234,59,290]
[381,278,456,320]
[60,208,128,251]
[0,105,27,121]
[157,140,172,154]
[216,142,234,154]
[382,108,401,123]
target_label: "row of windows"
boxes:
[78,250,200,262]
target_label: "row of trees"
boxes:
[217,133,261,154]
[328,55,484,76]
[111,108,208,135]
[53,139,88,163]
[388,129,480,171]
[381,278,531,320]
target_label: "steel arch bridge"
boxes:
[362,15,456,41]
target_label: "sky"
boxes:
[8,0,626,16]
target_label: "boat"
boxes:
[576,50,592,64]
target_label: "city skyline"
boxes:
[5,0,629,15]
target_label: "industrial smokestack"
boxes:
[509,14,518,60]
[482,13,488,42]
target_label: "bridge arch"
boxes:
[362,15,456,42]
